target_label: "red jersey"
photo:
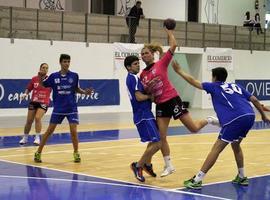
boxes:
[27,75,51,105]
[140,50,179,104]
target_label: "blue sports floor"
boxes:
[0,121,270,200]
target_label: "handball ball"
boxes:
[163,18,176,30]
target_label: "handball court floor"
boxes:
[0,108,270,200]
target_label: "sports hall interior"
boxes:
[0,0,270,199]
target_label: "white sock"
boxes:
[35,133,40,137]
[194,171,206,182]
[23,134,28,139]
[163,156,173,168]
[238,168,245,178]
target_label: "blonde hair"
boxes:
[142,43,163,56]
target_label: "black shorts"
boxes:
[28,101,48,112]
[156,96,188,120]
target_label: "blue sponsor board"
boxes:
[235,80,270,100]
[0,79,120,108]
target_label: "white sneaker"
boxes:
[19,136,28,145]
[207,116,220,126]
[33,135,40,145]
[160,166,176,177]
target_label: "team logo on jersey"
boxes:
[34,83,39,88]
[142,76,147,83]
[68,78,73,83]
[54,78,60,84]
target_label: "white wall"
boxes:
[0,0,23,7]
[1,38,270,116]
[201,48,270,108]
[142,0,186,21]
[116,0,186,21]
[1,0,266,26]
[200,0,266,26]
[0,0,65,10]
[0,38,128,116]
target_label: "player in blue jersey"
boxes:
[124,55,161,182]
[172,61,270,189]
[34,54,93,163]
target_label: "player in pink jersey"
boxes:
[140,28,218,177]
[19,63,51,145]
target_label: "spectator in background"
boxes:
[243,11,254,31]
[126,1,145,43]
[254,13,263,34]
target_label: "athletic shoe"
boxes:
[232,174,249,186]
[143,163,157,177]
[183,176,202,189]
[19,135,28,145]
[73,152,81,163]
[160,166,176,177]
[130,162,145,182]
[33,135,40,145]
[34,152,42,163]
[206,116,220,126]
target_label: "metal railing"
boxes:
[1,6,270,52]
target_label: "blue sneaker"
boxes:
[130,162,145,182]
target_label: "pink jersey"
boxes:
[27,75,51,105]
[140,50,179,104]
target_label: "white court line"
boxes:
[0,143,146,158]
[0,158,162,190]
[0,128,268,152]
[0,174,232,200]
[1,141,270,158]
[0,130,221,152]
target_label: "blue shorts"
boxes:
[219,115,255,143]
[136,119,160,143]
[50,113,79,124]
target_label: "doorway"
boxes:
[188,0,199,22]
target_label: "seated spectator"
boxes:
[243,11,254,31]
[254,13,263,34]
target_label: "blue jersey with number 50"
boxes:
[202,82,255,126]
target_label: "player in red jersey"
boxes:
[19,63,51,145]
[140,29,218,177]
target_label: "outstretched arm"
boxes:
[171,60,203,90]
[76,87,94,95]
[165,28,177,53]
[250,96,270,122]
